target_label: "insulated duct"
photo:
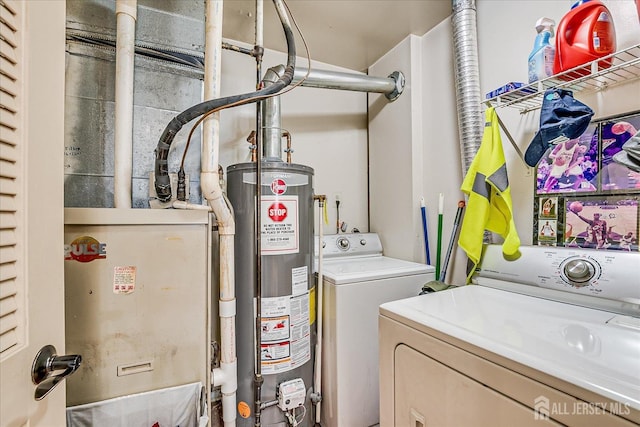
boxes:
[452,0,483,175]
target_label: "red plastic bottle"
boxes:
[553,0,616,77]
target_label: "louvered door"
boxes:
[0,1,67,425]
[0,0,24,359]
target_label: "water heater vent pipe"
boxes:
[261,66,405,160]
[294,67,404,100]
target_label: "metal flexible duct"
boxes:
[452,0,483,175]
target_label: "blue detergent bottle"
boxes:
[528,17,556,83]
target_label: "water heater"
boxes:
[227,161,315,426]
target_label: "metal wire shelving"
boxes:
[485,43,640,114]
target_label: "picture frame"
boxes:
[537,219,558,246]
[536,123,599,195]
[564,196,638,251]
[538,196,558,218]
[599,112,640,192]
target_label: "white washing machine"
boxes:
[316,233,435,427]
[379,245,640,427]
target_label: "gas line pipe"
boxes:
[311,195,327,424]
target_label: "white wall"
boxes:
[217,44,370,234]
[369,35,426,261]
[369,0,640,285]
[369,26,467,284]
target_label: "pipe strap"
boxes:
[218,299,236,318]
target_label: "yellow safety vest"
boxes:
[459,107,521,283]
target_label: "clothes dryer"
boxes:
[379,245,640,427]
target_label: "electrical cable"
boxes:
[154,0,300,202]
[176,0,312,188]
[286,405,306,426]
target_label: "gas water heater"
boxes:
[227,160,316,426]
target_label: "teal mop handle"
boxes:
[435,193,444,280]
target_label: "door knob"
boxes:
[31,344,82,400]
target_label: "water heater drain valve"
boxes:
[277,378,306,411]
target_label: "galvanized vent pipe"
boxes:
[261,65,284,161]
[294,67,404,101]
[114,0,137,208]
[262,67,405,159]
[452,0,483,175]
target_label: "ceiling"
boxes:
[222,0,453,72]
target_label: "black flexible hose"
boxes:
[153,0,296,202]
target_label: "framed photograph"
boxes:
[564,197,639,251]
[539,196,558,218]
[600,113,640,191]
[536,123,598,195]
[537,219,558,245]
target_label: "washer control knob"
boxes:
[360,239,366,246]
[337,237,350,251]
[563,259,594,285]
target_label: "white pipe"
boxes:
[314,199,325,424]
[255,0,263,48]
[114,0,136,208]
[172,200,213,211]
[203,1,237,426]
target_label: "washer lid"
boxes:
[320,255,434,284]
[380,285,640,411]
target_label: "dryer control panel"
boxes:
[476,245,640,303]
[315,233,383,258]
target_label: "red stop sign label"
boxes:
[268,203,287,222]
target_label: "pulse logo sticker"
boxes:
[64,236,107,262]
[270,178,287,195]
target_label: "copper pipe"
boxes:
[283,130,292,163]
[246,130,257,162]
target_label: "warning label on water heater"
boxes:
[259,292,311,375]
[261,195,299,255]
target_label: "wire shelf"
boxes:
[485,43,640,114]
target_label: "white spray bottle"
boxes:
[528,17,556,83]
